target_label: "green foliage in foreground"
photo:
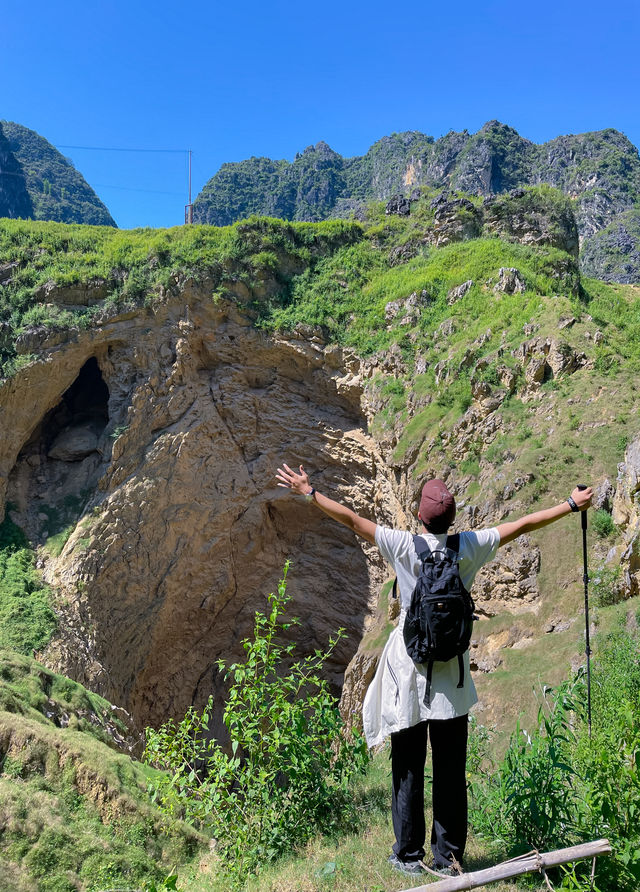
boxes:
[144,563,370,887]
[469,614,640,891]
[0,512,56,654]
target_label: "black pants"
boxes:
[390,715,468,867]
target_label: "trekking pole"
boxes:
[577,484,592,737]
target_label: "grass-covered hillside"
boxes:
[0,649,204,892]
[1,186,640,890]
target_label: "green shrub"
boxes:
[592,509,616,538]
[144,563,369,886]
[458,456,481,477]
[592,566,622,607]
[0,514,56,653]
[469,621,640,891]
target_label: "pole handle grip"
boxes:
[577,484,588,528]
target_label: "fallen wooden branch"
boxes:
[403,839,612,892]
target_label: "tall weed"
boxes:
[144,563,369,887]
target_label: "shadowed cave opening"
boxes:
[7,357,110,544]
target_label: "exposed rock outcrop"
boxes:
[494,267,526,294]
[612,436,640,599]
[1,289,410,733]
[483,188,579,257]
[431,195,483,246]
[385,195,411,216]
[580,209,640,283]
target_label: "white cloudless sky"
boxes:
[3,0,639,228]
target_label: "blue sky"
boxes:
[3,0,639,229]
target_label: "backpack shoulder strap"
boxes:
[446,533,460,554]
[412,534,431,557]
[392,534,436,599]
[393,535,431,599]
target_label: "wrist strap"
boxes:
[304,487,316,502]
[567,496,579,512]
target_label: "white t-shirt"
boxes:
[362,525,500,747]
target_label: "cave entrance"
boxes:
[6,357,110,545]
[55,356,110,431]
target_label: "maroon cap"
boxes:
[418,479,456,533]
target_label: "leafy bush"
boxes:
[591,566,623,608]
[144,563,369,886]
[592,509,615,539]
[0,513,56,653]
[469,620,640,891]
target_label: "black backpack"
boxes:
[401,534,476,708]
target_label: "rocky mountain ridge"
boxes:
[193,121,640,283]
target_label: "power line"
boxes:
[4,144,196,224]
[92,183,185,196]
[0,169,184,196]
[55,143,196,222]
[56,144,190,154]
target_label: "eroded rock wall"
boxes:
[1,288,409,732]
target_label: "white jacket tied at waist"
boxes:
[362,609,478,748]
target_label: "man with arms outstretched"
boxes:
[275,463,592,877]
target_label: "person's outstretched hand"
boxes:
[276,463,312,496]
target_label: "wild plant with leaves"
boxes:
[468,613,640,892]
[144,563,369,885]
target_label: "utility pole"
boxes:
[184,150,193,224]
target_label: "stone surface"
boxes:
[1,290,410,734]
[494,267,526,294]
[483,188,579,257]
[612,436,640,599]
[389,242,421,266]
[447,279,474,304]
[48,423,101,461]
[593,478,614,512]
[385,195,411,216]
[385,290,430,326]
[432,196,483,247]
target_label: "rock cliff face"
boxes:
[0,278,561,734]
[612,436,640,600]
[1,288,409,731]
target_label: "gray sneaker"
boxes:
[428,861,457,877]
[387,854,426,875]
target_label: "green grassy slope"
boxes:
[0,650,204,892]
